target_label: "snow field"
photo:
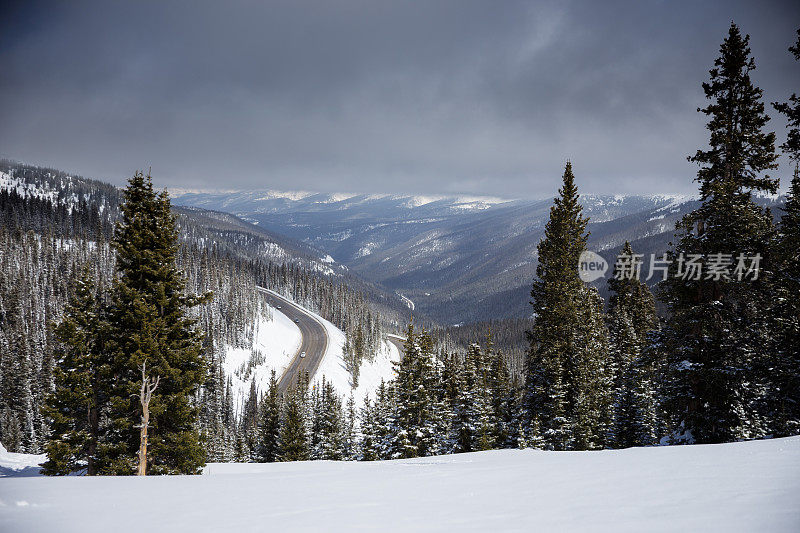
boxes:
[1,436,798,532]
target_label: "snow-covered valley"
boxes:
[2,436,798,532]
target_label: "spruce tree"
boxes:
[526,162,612,450]
[769,30,800,436]
[358,396,378,461]
[257,370,282,462]
[316,379,344,460]
[342,394,358,460]
[0,283,35,453]
[105,172,210,474]
[42,267,109,475]
[770,167,800,435]
[450,344,480,453]
[241,379,260,461]
[280,372,310,461]
[659,23,778,444]
[607,243,659,448]
[572,287,613,450]
[391,323,437,458]
[487,346,517,449]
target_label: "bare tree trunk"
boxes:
[138,361,160,476]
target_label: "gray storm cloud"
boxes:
[1,0,798,197]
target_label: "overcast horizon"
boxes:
[2,1,799,198]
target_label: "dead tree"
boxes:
[137,361,160,476]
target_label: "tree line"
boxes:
[524,23,800,449]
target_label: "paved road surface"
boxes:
[386,334,406,358]
[256,287,329,394]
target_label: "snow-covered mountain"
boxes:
[174,187,789,323]
[0,160,353,280]
[172,188,512,217]
[173,188,716,322]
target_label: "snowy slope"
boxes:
[313,335,401,402]
[227,291,399,406]
[0,170,58,202]
[3,437,798,532]
[0,444,45,478]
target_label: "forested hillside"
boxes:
[0,161,408,458]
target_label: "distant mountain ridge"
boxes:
[0,159,412,323]
[173,188,736,323]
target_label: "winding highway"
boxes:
[386,334,406,358]
[256,287,329,394]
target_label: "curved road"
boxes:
[386,334,406,359]
[256,287,329,394]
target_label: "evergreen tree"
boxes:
[450,345,480,453]
[314,378,345,460]
[773,28,800,163]
[373,381,396,459]
[769,30,800,436]
[0,283,35,453]
[358,396,380,461]
[526,162,612,450]
[770,167,800,435]
[199,340,229,462]
[105,172,210,474]
[257,370,282,462]
[572,287,613,450]
[391,323,439,458]
[342,394,358,460]
[280,372,310,461]
[241,379,260,461]
[42,267,109,475]
[659,23,778,444]
[487,344,518,449]
[606,243,659,448]
[358,382,396,461]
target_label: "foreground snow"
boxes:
[2,437,798,532]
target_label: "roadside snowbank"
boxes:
[3,436,798,532]
[223,302,301,413]
[278,297,400,403]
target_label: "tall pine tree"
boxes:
[257,370,282,462]
[280,372,310,461]
[770,30,800,435]
[526,162,612,450]
[659,23,778,444]
[105,172,210,474]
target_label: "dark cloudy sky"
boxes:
[1,1,798,197]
